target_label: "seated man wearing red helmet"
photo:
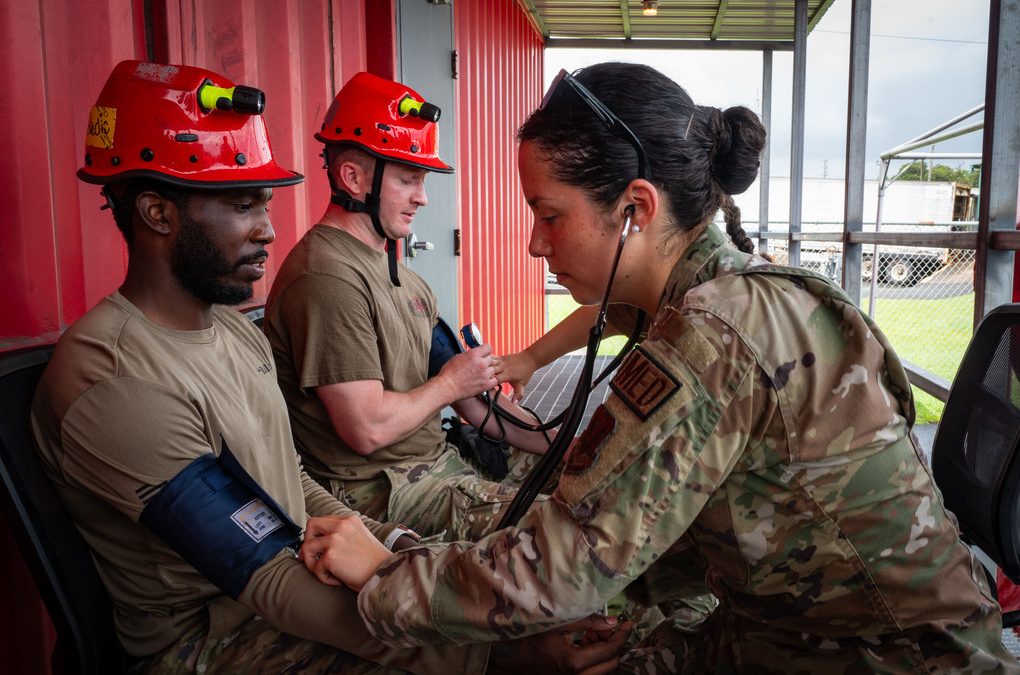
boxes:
[264,73,552,541]
[30,60,502,674]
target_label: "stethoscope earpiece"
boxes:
[497,203,644,529]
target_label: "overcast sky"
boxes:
[545,0,990,180]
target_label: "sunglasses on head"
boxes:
[540,69,650,181]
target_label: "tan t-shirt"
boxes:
[29,294,451,668]
[264,225,446,483]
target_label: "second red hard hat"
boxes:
[316,72,453,174]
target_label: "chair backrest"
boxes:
[0,346,124,674]
[932,303,1020,583]
[243,305,265,329]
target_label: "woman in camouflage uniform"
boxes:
[302,62,1018,673]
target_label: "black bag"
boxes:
[442,417,510,480]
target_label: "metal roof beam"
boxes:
[808,0,837,32]
[517,0,550,39]
[546,38,794,50]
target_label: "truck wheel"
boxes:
[886,258,917,286]
[862,259,873,281]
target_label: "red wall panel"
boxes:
[0,1,372,670]
[0,0,148,667]
[0,0,541,670]
[0,0,142,350]
[157,0,368,304]
[455,0,545,355]
[0,0,369,350]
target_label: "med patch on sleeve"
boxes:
[609,345,682,420]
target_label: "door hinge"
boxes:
[451,49,459,80]
[454,228,462,256]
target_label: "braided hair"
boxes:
[518,62,766,254]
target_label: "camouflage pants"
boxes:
[329,446,543,542]
[618,603,1019,675]
[137,614,402,675]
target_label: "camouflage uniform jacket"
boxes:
[357,223,1017,672]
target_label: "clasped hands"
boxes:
[298,515,631,675]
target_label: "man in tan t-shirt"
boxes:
[264,73,554,541]
[30,60,495,675]
[33,61,626,675]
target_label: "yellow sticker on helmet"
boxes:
[86,106,116,149]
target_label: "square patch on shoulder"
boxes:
[564,405,616,475]
[609,346,681,420]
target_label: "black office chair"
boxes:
[243,304,265,329]
[0,346,125,674]
[932,303,1020,628]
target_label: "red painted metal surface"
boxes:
[0,0,540,670]
[0,0,368,351]
[0,0,143,351]
[0,1,371,670]
[157,0,368,304]
[0,1,148,663]
[365,0,397,79]
[455,0,545,355]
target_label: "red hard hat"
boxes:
[78,60,303,188]
[316,72,453,174]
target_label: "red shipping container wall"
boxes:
[0,0,368,350]
[0,1,145,351]
[455,0,546,356]
[155,0,369,305]
[0,0,370,670]
[0,0,147,664]
[0,0,543,669]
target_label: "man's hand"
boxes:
[487,615,631,675]
[436,344,498,402]
[299,515,392,590]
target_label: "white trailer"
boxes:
[728,177,976,286]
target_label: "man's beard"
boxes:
[170,211,257,306]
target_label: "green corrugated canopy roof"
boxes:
[517,0,835,46]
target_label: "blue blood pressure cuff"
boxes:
[139,439,302,599]
[428,317,463,378]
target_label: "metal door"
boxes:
[397,0,459,326]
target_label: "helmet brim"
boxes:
[316,138,454,174]
[77,167,305,189]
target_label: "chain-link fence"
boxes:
[755,224,977,424]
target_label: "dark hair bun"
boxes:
[708,106,766,196]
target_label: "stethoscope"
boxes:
[490,205,646,528]
[488,68,657,527]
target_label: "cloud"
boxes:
[545,0,990,179]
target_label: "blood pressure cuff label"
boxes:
[139,441,302,599]
[428,317,463,378]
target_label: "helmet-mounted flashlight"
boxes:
[198,81,266,115]
[398,95,441,123]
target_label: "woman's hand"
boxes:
[493,349,539,402]
[299,515,392,591]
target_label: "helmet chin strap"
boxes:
[327,155,402,287]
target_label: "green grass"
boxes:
[546,295,630,356]
[862,293,974,424]
[547,292,975,424]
